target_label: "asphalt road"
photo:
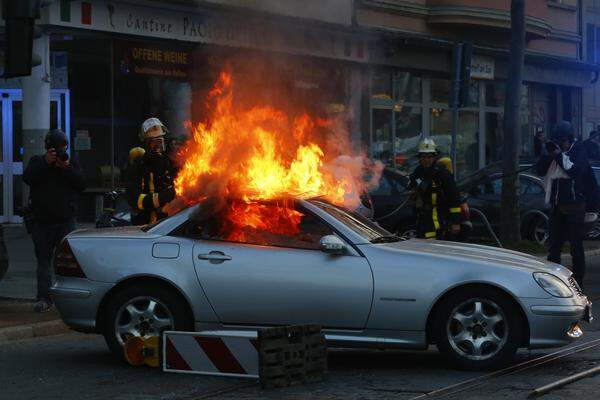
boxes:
[2,256,600,400]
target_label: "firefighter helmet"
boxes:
[418,138,437,154]
[139,117,168,142]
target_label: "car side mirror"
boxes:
[319,235,347,255]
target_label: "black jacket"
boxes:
[126,154,176,225]
[409,165,463,225]
[537,141,592,207]
[23,155,86,223]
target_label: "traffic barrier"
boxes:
[163,331,260,378]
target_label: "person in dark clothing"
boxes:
[409,138,464,240]
[23,129,86,313]
[537,121,590,288]
[126,117,176,225]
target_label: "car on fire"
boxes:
[51,198,592,370]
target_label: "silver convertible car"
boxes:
[51,198,592,370]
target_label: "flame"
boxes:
[168,72,381,241]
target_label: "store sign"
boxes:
[471,55,495,80]
[119,43,191,79]
[43,0,368,63]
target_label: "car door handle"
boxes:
[198,252,232,262]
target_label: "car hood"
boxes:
[372,239,571,277]
[67,226,162,240]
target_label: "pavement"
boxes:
[1,224,600,343]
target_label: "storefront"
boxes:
[0,0,367,222]
[367,46,590,178]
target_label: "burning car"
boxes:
[51,197,591,370]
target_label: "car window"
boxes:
[187,202,333,250]
[473,177,501,196]
[310,200,390,240]
[520,177,543,195]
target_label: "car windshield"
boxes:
[309,199,398,242]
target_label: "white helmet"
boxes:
[139,117,168,141]
[418,138,437,154]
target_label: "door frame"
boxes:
[0,89,70,223]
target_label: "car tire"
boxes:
[528,216,549,245]
[432,287,524,370]
[101,283,193,361]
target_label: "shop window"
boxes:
[394,106,422,172]
[485,112,531,164]
[371,70,393,101]
[372,109,393,165]
[431,79,451,104]
[394,72,421,103]
[485,82,505,107]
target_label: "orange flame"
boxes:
[168,72,381,240]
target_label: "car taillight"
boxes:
[54,239,86,278]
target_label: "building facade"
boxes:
[0,0,596,222]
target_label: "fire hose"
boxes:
[469,207,503,248]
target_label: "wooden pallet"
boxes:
[258,324,327,389]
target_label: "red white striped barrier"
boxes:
[162,331,260,378]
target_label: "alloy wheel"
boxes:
[446,298,508,361]
[114,296,174,346]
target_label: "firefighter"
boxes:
[126,117,176,225]
[410,138,463,239]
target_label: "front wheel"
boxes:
[101,284,193,361]
[432,288,524,370]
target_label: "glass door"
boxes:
[0,89,69,223]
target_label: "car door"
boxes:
[190,203,374,329]
[467,174,502,225]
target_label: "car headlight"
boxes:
[533,272,573,298]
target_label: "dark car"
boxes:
[365,166,550,244]
[461,172,549,245]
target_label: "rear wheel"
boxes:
[527,216,549,245]
[432,288,524,370]
[101,283,193,361]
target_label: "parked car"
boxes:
[51,198,591,370]
[365,166,546,244]
[459,171,550,245]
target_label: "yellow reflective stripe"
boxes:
[149,173,155,193]
[432,207,440,230]
[425,231,437,238]
[137,194,147,210]
[431,193,437,205]
[152,193,160,209]
[450,207,461,213]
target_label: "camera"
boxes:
[55,149,69,162]
[45,129,69,162]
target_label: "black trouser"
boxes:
[32,220,76,301]
[547,204,586,287]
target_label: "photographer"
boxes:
[537,121,589,288]
[23,129,86,313]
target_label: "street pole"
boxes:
[450,43,463,176]
[500,0,525,247]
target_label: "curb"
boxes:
[0,320,70,343]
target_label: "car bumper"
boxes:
[50,277,114,333]
[522,297,592,349]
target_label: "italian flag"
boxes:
[60,0,93,25]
